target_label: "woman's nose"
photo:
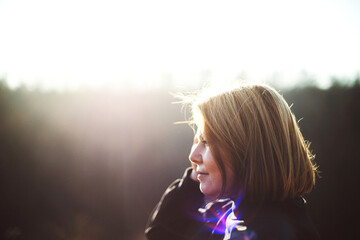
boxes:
[189,144,202,165]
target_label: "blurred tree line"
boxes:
[0,79,359,240]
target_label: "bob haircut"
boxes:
[182,82,317,202]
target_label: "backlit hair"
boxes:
[184,82,317,202]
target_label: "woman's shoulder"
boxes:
[145,168,206,240]
[238,197,320,240]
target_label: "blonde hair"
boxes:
[182,82,317,202]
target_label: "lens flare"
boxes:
[196,197,256,239]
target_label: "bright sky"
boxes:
[0,0,359,90]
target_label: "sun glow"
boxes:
[0,0,359,90]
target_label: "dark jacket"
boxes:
[145,168,320,240]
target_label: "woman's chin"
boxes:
[199,184,219,198]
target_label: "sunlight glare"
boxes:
[0,0,359,90]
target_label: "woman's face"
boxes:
[189,130,234,198]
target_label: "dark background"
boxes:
[0,78,359,240]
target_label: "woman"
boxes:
[145,83,320,240]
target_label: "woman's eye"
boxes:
[201,140,207,145]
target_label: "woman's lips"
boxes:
[197,172,209,181]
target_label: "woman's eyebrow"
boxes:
[199,132,207,141]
